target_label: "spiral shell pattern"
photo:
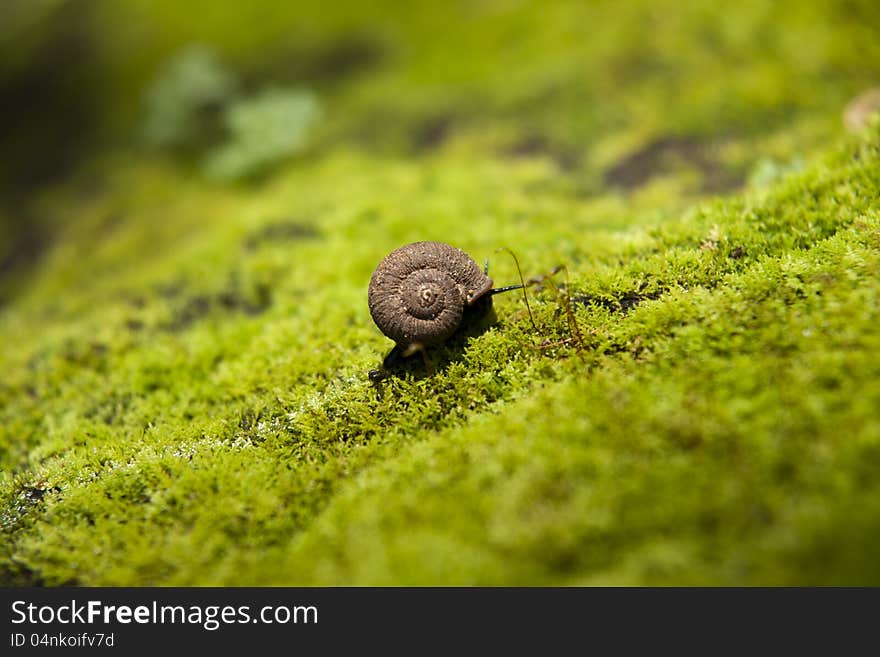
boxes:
[368,241,494,349]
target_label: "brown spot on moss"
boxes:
[168,295,211,331]
[605,136,743,194]
[248,34,387,87]
[413,113,457,151]
[245,221,319,249]
[165,284,272,331]
[503,134,581,171]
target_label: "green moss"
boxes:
[1,0,879,585]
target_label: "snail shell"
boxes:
[368,241,494,356]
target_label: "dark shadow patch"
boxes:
[604,136,743,194]
[164,283,272,332]
[303,36,387,82]
[0,221,50,280]
[217,288,272,315]
[0,2,105,301]
[165,295,211,332]
[59,340,110,372]
[244,221,319,249]
[246,33,387,87]
[503,134,582,171]
[412,113,458,152]
[571,288,665,315]
[369,294,498,384]
[155,282,185,300]
[0,1,104,199]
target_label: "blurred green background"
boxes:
[1,0,879,585]
[3,0,878,283]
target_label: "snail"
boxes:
[368,241,523,371]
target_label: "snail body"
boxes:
[368,241,496,358]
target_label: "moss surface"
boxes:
[1,0,879,585]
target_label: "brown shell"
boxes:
[368,241,494,350]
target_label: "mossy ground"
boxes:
[1,0,879,585]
